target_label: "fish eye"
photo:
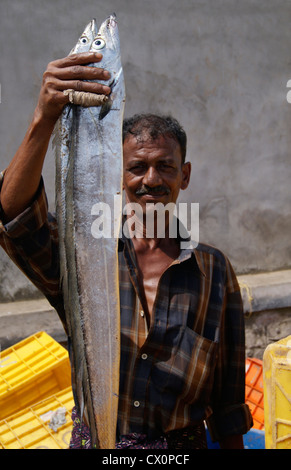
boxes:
[92,38,106,50]
[80,36,89,45]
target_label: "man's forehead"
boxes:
[123,132,181,154]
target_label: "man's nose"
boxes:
[142,166,162,186]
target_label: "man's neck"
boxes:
[124,209,179,250]
[131,233,179,252]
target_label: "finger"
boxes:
[54,65,111,82]
[53,78,111,95]
[52,52,103,68]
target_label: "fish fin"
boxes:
[66,104,73,118]
[99,98,113,120]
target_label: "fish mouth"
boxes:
[90,18,97,32]
[83,18,97,37]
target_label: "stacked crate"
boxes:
[0,332,74,449]
[245,357,264,430]
[263,335,291,449]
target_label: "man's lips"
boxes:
[139,193,167,201]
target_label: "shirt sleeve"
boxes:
[0,170,66,331]
[205,256,253,442]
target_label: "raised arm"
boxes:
[0,52,111,222]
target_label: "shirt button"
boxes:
[140,310,144,317]
[141,353,148,360]
[134,401,140,407]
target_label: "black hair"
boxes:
[122,114,187,164]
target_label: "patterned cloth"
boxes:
[70,407,92,449]
[69,406,207,449]
[0,172,253,443]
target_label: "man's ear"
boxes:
[181,162,191,190]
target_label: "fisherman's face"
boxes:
[123,133,191,212]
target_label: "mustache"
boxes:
[135,184,171,196]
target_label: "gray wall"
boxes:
[1,0,291,301]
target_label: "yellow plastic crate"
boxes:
[0,332,71,420]
[0,386,74,449]
[263,335,291,449]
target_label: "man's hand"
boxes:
[35,52,111,124]
[0,52,111,222]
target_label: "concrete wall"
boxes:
[0,0,291,301]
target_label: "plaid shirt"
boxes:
[0,171,252,442]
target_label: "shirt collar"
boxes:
[118,216,206,278]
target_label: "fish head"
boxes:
[70,19,98,54]
[90,13,122,85]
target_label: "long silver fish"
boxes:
[55,14,125,449]
[55,19,97,276]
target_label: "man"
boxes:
[0,52,252,449]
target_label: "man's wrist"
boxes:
[32,105,58,131]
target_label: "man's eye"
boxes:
[160,163,173,169]
[130,164,144,171]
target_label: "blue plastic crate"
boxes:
[206,427,265,449]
